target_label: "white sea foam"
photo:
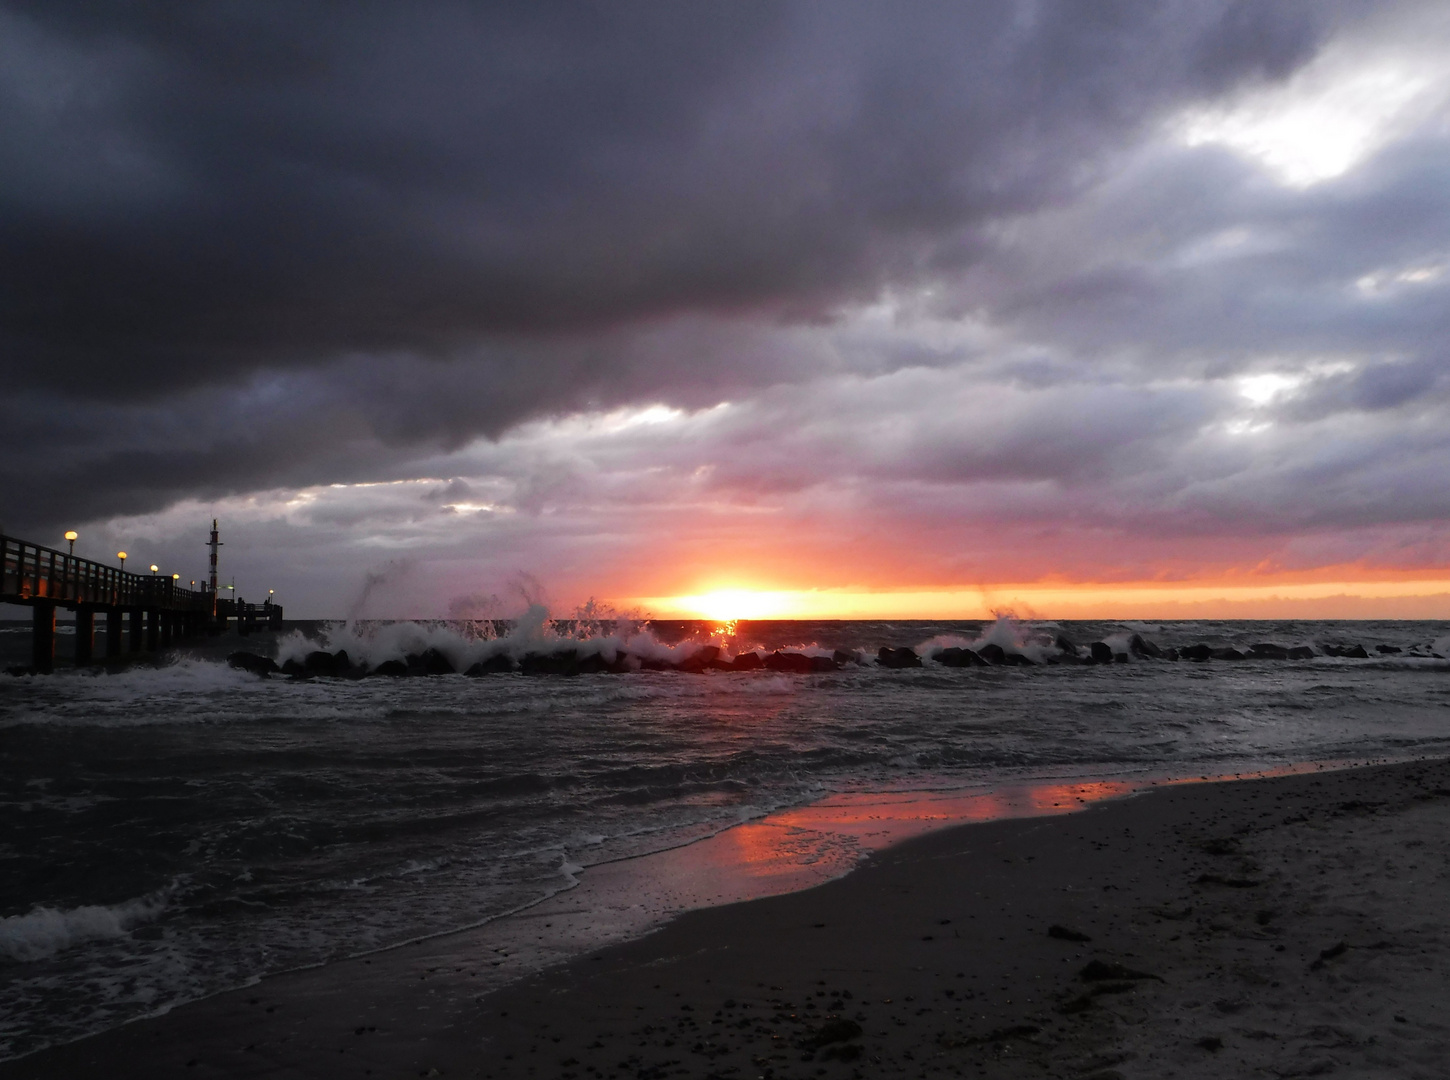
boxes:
[0,890,170,963]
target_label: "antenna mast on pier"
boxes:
[207,519,223,616]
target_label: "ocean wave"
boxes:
[0,889,171,963]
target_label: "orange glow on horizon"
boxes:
[633,575,1450,620]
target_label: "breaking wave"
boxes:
[0,889,171,963]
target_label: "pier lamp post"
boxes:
[150,564,158,575]
[117,552,127,570]
[65,531,78,556]
[172,574,180,581]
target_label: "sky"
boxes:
[3,1,1450,620]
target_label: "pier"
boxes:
[0,527,282,673]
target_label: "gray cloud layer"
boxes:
[5,0,1450,609]
[0,0,1347,524]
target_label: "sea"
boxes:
[2,615,1450,1061]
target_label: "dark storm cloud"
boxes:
[1,0,1331,395]
[8,0,1430,546]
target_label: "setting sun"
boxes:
[670,589,797,621]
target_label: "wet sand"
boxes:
[5,757,1449,1079]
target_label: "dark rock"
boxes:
[1197,1036,1224,1052]
[303,650,339,674]
[933,646,985,668]
[1287,646,1316,660]
[730,651,763,671]
[1161,647,1180,661]
[1179,643,1212,661]
[1089,641,1114,664]
[1323,644,1369,658]
[1000,650,1035,666]
[977,643,1007,665]
[418,648,455,675]
[464,654,513,675]
[675,645,722,674]
[1210,648,1245,661]
[574,652,617,674]
[1246,643,1289,660]
[227,651,279,676]
[280,658,306,677]
[1048,924,1092,943]
[1080,960,1162,982]
[810,654,839,672]
[764,651,817,674]
[832,649,864,666]
[373,659,410,677]
[1054,634,1080,656]
[1128,634,1162,659]
[1375,644,1403,654]
[520,650,579,676]
[876,646,922,669]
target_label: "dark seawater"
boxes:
[2,617,1450,1059]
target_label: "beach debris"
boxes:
[1048,924,1092,942]
[1197,1035,1224,1051]
[1080,960,1162,982]
[1148,905,1194,920]
[939,1024,1040,1048]
[1309,941,1348,970]
[801,1018,862,1050]
[1195,873,1262,888]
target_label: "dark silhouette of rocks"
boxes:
[1128,633,1163,659]
[1247,643,1290,660]
[227,651,279,676]
[464,654,513,675]
[877,646,922,668]
[933,646,986,667]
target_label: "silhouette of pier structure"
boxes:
[1,522,281,673]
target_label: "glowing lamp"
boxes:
[150,564,159,574]
[172,573,180,581]
[64,530,78,556]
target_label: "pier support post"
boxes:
[32,602,55,674]
[129,608,143,652]
[106,608,123,659]
[160,611,173,648]
[74,607,94,665]
[146,609,159,651]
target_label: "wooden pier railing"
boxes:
[1,534,212,612]
[1,533,281,674]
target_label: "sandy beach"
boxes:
[6,756,1448,1080]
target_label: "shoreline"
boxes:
[5,755,1448,1078]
